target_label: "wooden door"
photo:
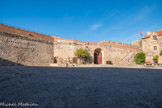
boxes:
[98,52,102,64]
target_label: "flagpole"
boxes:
[139,31,143,51]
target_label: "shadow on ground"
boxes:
[0,66,162,108]
[0,58,24,66]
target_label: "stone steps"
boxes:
[49,63,78,67]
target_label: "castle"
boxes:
[0,24,161,66]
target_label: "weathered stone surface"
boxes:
[0,24,144,66]
[0,31,54,66]
[158,56,162,64]
[142,31,162,63]
[131,40,142,48]
[53,38,141,65]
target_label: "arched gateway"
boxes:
[94,48,102,64]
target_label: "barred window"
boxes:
[153,36,157,40]
[154,46,157,50]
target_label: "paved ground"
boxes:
[0,66,162,108]
[77,64,162,69]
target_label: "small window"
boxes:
[154,46,157,50]
[153,36,157,40]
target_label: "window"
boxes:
[154,46,157,50]
[153,36,157,40]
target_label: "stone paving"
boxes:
[76,64,153,68]
[0,66,162,108]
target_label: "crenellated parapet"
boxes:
[0,24,53,42]
[53,37,142,53]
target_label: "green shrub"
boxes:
[153,55,159,63]
[153,55,159,60]
[75,48,90,64]
[134,53,145,65]
[160,51,162,56]
[75,48,90,58]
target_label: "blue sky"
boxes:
[0,0,162,43]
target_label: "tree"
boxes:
[75,48,90,64]
[134,53,145,65]
[153,55,159,63]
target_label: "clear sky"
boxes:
[0,0,162,43]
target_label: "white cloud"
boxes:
[91,24,103,30]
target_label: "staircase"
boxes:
[120,51,136,65]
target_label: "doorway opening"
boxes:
[94,48,102,64]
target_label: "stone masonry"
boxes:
[0,24,54,66]
[142,31,162,63]
[2,24,161,66]
[53,37,141,65]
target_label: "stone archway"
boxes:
[94,48,102,64]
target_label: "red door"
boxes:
[98,52,102,64]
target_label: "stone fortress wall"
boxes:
[54,37,141,65]
[0,24,54,66]
[0,24,143,66]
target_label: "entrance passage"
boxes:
[94,48,102,64]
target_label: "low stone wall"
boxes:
[0,31,54,66]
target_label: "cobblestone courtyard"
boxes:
[0,66,162,108]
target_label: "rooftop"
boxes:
[142,30,162,39]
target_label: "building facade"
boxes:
[142,30,162,63]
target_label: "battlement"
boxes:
[53,37,87,44]
[53,37,141,52]
[0,24,141,53]
[99,41,141,52]
[0,24,53,41]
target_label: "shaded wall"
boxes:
[0,31,54,66]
